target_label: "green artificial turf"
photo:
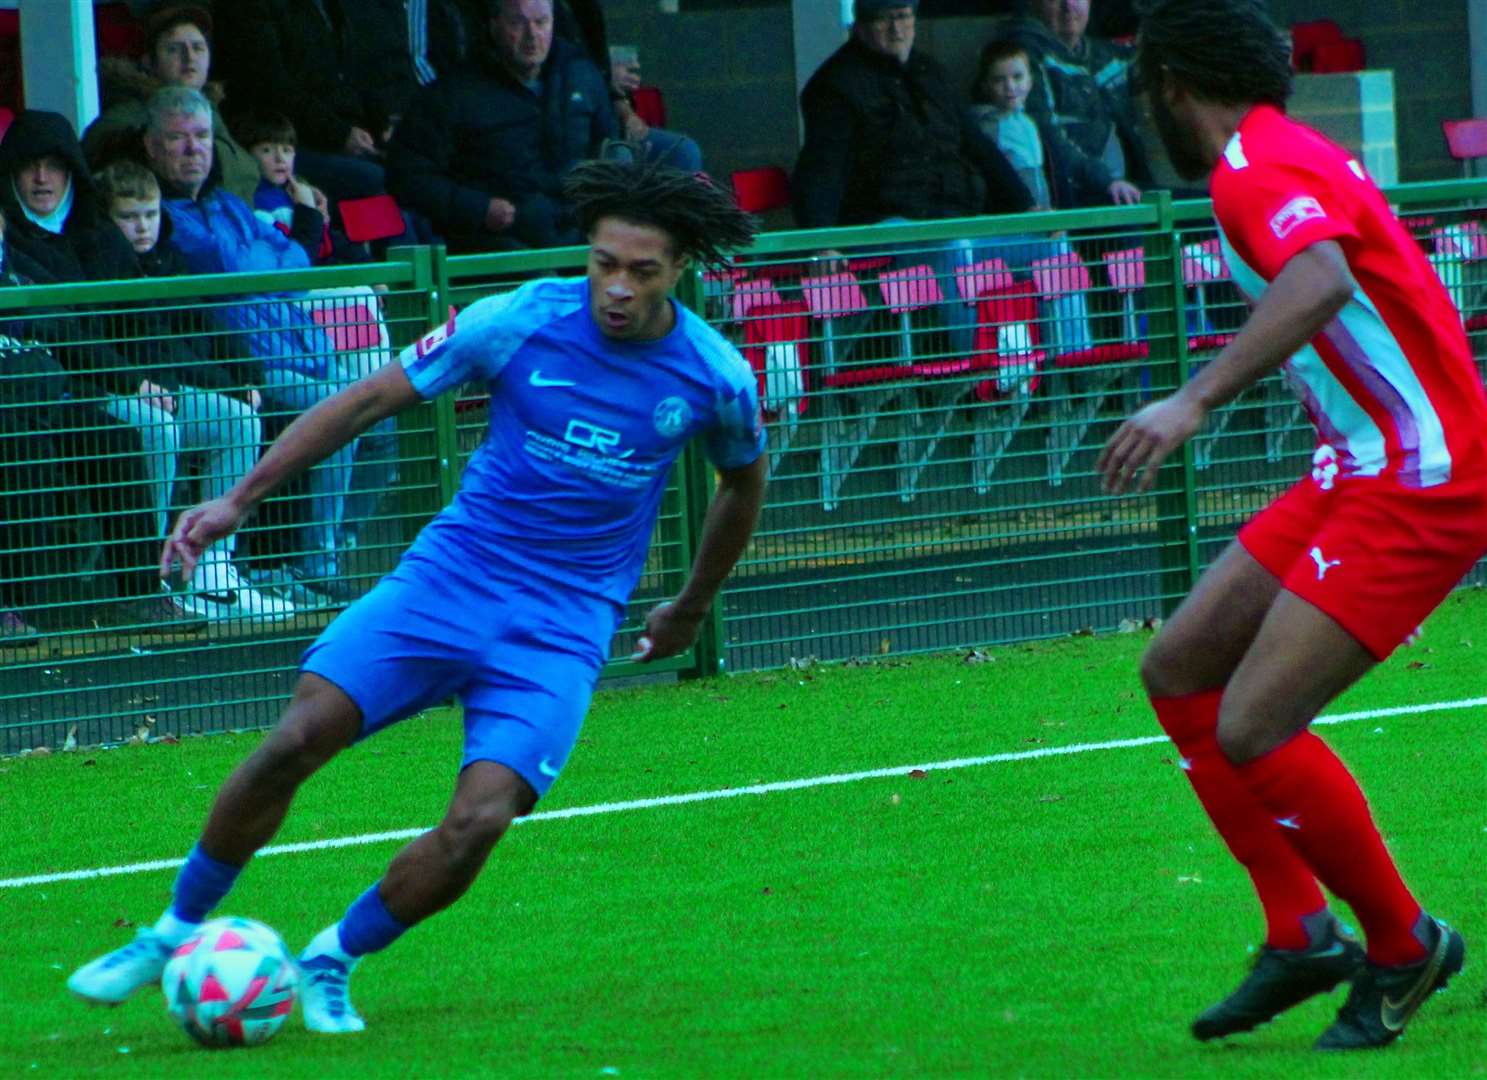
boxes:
[2,589,1483,1077]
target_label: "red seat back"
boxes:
[730,166,792,214]
[1443,118,1487,162]
[338,195,405,243]
[1311,38,1365,74]
[741,301,811,416]
[631,86,666,128]
[1290,19,1343,70]
[971,281,1043,393]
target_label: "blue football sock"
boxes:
[170,843,244,924]
[336,882,409,958]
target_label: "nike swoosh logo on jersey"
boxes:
[537,757,561,778]
[529,371,576,388]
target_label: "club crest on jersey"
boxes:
[1269,196,1327,240]
[415,307,458,358]
[653,396,692,438]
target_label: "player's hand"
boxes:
[484,197,517,232]
[1098,391,1207,494]
[630,600,705,662]
[160,497,249,583]
[1108,180,1143,205]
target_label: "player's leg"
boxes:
[1222,594,1465,1049]
[66,674,361,1005]
[294,594,612,1034]
[1141,539,1358,1039]
[297,762,538,1034]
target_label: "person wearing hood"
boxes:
[991,0,1153,188]
[0,112,283,623]
[83,4,260,204]
[385,0,617,252]
[0,174,204,635]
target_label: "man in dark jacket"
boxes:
[992,0,1153,187]
[793,0,1033,230]
[386,0,617,252]
[793,1,1035,358]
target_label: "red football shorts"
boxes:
[1238,472,1487,659]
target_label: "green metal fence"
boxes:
[3,179,1485,750]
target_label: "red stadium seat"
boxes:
[1290,19,1343,71]
[1310,38,1365,74]
[338,195,405,244]
[630,86,667,128]
[1443,118,1487,176]
[730,166,791,214]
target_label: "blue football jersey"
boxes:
[396,277,766,605]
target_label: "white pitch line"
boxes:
[3,695,1482,891]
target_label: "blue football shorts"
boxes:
[300,554,623,798]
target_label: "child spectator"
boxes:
[969,39,1141,210]
[235,112,367,265]
[94,158,290,623]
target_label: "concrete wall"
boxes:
[1265,1,1472,180]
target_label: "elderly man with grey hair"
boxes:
[143,85,392,610]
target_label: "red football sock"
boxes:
[1240,731,1425,966]
[1153,691,1325,950]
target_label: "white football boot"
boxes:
[66,928,175,1005]
[299,953,366,1033]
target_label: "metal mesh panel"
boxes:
[0,261,431,752]
[3,179,1486,750]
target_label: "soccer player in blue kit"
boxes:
[67,161,768,1033]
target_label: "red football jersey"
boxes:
[1210,104,1487,488]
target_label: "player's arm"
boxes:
[634,454,768,662]
[161,361,422,579]
[1099,239,1355,494]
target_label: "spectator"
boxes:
[84,4,260,203]
[386,0,618,252]
[346,0,472,147]
[0,182,197,633]
[554,0,703,172]
[235,111,369,265]
[794,0,1031,231]
[793,0,1039,356]
[94,159,286,623]
[992,0,1153,187]
[211,0,391,204]
[142,86,384,607]
[968,39,1141,209]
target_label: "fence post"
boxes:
[1142,194,1202,615]
[676,264,727,679]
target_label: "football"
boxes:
[161,916,300,1048]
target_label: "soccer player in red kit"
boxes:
[1098,0,1487,1051]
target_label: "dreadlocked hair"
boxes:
[563,159,758,269]
[1135,0,1292,108]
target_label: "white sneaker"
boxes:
[185,560,297,622]
[67,928,175,1005]
[298,953,365,1033]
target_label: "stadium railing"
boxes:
[2,178,1484,752]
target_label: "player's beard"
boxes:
[1151,93,1212,183]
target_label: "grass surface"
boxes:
[2,589,1484,1077]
